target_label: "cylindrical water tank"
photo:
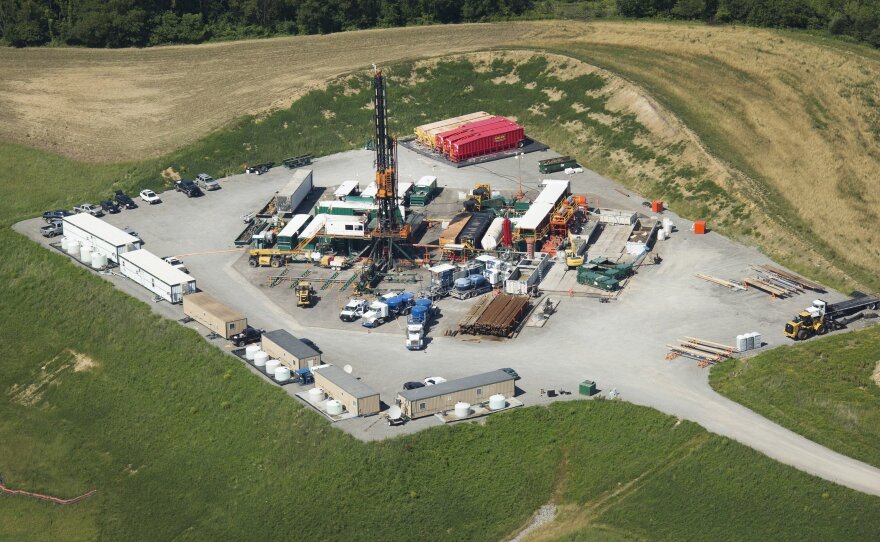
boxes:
[469,274,487,288]
[253,351,268,367]
[61,237,69,251]
[410,305,428,323]
[481,217,505,251]
[454,402,471,419]
[326,400,343,416]
[745,333,755,351]
[309,387,325,402]
[274,366,291,382]
[662,218,673,236]
[245,344,260,360]
[90,252,105,269]
[265,359,280,375]
[79,246,92,262]
[657,229,667,241]
[67,241,80,255]
[736,334,748,352]
[489,394,506,410]
[752,332,762,349]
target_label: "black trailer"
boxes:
[458,212,494,247]
[826,295,879,319]
[282,154,313,169]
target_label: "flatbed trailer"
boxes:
[826,296,879,319]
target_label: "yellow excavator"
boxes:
[565,233,584,269]
[297,281,314,307]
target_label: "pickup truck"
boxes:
[339,299,369,322]
[245,162,274,175]
[100,200,121,214]
[42,209,72,222]
[40,221,62,237]
[74,203,104,217]
[231,326,263,347]
[114,190,137,209]
[161,256,189,274]
[175,179,203,198]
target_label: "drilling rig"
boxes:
[366,65,411,271]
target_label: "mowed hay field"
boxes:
[1,21,877,291]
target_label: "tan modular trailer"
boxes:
[312,365,380,416]
[414,112,492,147]
[261,329,321,370]
[397,370,515,419]
[182,292,247,339]
[439,212,473,246]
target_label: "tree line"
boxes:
[0,0,877,48]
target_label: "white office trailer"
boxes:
[61,213,143,263]
[324,215,368,237]
[333,180,360,200]
[118,249,197,303]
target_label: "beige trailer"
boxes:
[312,365,380,417]
[261,329,321,371]
[182,292,247,339]
[397,370,515,419]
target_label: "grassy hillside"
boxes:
[711,325,880,469]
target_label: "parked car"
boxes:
[423,376,446,386]
[231,326,263,347]
[42,209,72,222]
[196,173,220,191]
[100,200,120,214]
[140,189,161,204]
[500,367,521,381]
[403,381,425,390]
[175,179,203,198]
[40,221,63,237]
[73,203,104,217]
[300,338,322,353]
[161,256,189,274]
[245,162,274,175]
[114,190,137,209]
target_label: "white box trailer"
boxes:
[333,180,360,200]
[62,213,142,263]
[325,215,367,237]
[276,169,313,214]
[118,249,197,303]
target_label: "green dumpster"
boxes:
[579,380,597,396]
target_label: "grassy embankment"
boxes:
[711,325,880,469]
[2,56,880,541]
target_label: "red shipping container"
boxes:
[448,123,524,162]
[651,200,664,213]
[693,220,706,234]
[438,117,510,152]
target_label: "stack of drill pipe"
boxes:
[458,296,492,333]
[757,264,824,291]
[742,277,790,298]
[695,273,746,290]
[476,294,529,337]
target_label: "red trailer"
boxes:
[437,116,510,154]
[447,121,524,162]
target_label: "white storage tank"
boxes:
[308,387,325,402]
[61,237,69,251]
[245,345,261,360]
[657,229,666,241]
[736,334,748,352]
[274,366,291,382]
[253,351,268,368]
[80,245,92,262]
[454,402,471,419]
[662,218,673,236]
[745,333,755,350]
[480,217,505,251]
[67,240,80,255]
[752,332,762,349]
[90,252,105,269]
[265,359,280,375]
[326,399,344,416]
[489,394,506,410]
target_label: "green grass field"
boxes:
[2,54,880,540]
[711,325,880,469]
